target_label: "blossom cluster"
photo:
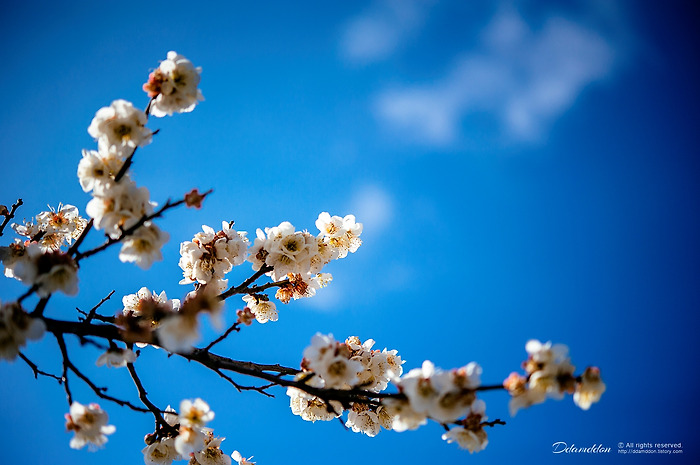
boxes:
[0,203,86,296]
[178,222,249,293]
[503,340,606,415]
[288,333,491,451]
[115,285,223,354]
[81,98,167,269]
[65,402,116,451]
[287,334,404,437]
[0,300,45,360]
[140,399,253,465]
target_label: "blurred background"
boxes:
[1,1,698,463]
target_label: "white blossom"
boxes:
[88,99,151,155]
[346,405,381,437]
[192,435,232,465]
[231,451,255,465]
[0,301,46,360]
[77,147,123,193]
[179,398,215,429]
[174,425,206,457]
[86,178,154,239]
[156,313,200,353]
[573,367,606,410]
[143,437,181,465]
[316,212,363,260]
[11,245,79,297]
[65,402,116,450]
[145,51,204,117]
[119,223,169,269]
[96,347,137,368]
[241,295,278,324]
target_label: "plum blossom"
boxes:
[302,333,363,389]
[441,400,489,453]
[241,295,278,324]
[10,244,79,297]
[95,347,137,368]
[573,366,606,410]
[179,223,248,286]
[88,99,151,155]
[11,204,87,252]
[315,212,363,259]
[77,147,123,193]
[85,178,155,239]
[397,360,481,424]
[0,301,46,360]
[142,437,181,465]
[345,403,381,437]
[231,451,255,465]
[119,223,169,269]
[192,434,232,465]
[65,402,116,450]
[145,51,204,117]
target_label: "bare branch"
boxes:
[54,332,150,413]
[218,265,273,301]
[0,198,23,237]
[79,290,116,324]
[126,362,177,434]
[18,352,62,383]
[203,322,241,352]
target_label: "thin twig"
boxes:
[74,189,212,263]
[218,265,273,301]
[0,198,23,237]
[55,333,73,406]
[213,368,275,398]
[204,323,241,351]
[54,332,150,413]
[18,352,62,382]
[126,362,177,433]
[80,290,116,324]
[481,419,507,428]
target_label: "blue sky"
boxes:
[1,0,698,464]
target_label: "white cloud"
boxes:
[374,8,615,144]
[341,0,434,64]
[350,185,394,236]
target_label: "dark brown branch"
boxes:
[74,189,212,264]
[481,419,507,428]
[126,362,177,434]
[55,333,73,406]
[18,352,62,382]
[54,332,150,413]
[212,368,275,398]
[246,278,290,294]
[218,265,273,301]
[204,322,241,351]
[79,290,116,324]
[0,198,23,237]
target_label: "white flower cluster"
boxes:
[96,347,137,368]
[141,399,252,465]
[0,301,45,360]
[81,100,169,268]
[287,334,404,437]
[0,203,86,295]
[440,399,489,453]
[0,241,79,297]
[11,203,86,252]
[503,339,605,415]
[179,222,249,292]
[143,51,204,117]
[387,360,483,429]
[65,402,116,451]
[79,53,205,271]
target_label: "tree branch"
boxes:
[18,352,62,383]
[0,198,23,237]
